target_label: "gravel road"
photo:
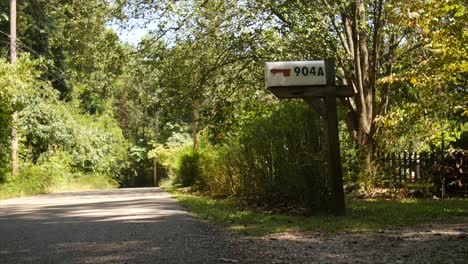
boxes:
[0,188,244,264]
[1,188,467,264]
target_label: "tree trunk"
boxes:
[153,109,160,187]
[119,96,128,138]
[153,158,158,187]
[11,112,18,176]
[339,0,376,187]
[9,0,16,63]
[193,98,200,152]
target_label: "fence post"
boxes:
[392,153,398,186]
[404,152,408,182]
[420,152,424,181]
[409,152,413,182]
[415,152,418,181]
[391,153,397,192]
[398,153,402,183]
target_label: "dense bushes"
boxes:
[177,151,200,187]
[234,103,328,209]
[0,57,130,196]
[167,102,330,211]
[1,98,130,198]
[0,164,55,198]
[0,57,40,182]
[0,159,117,199]
[118,145,159,188]
[0,103,124,198]
[21,101,130,175]
[0,98,11,183]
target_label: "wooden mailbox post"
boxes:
[265,59,353,216]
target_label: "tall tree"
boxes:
[1,0,129,176]
[126,0,262,151]
[377,0,467,152]
[252,0,443,182]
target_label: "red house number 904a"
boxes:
[294,66,324,77]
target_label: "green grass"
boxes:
[168,189,468,236]
[0,170,118,200]
[47,174,118,193]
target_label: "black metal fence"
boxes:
[379,152,439,184]
[377,150,467,196]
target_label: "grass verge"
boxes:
[0,170,117,200]
[167,188,468,236]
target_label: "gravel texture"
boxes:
[0,188,244,264]
[1,188,467,264]
[234,222,468,264]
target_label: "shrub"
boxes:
[0,164,55,198]
[193,145,240,197]
[177,151,200,187]
[0,156,118,199]
[173,102,330,211]
[233,102,329,210]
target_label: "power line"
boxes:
[1,23,162,127]
[1,31,156,128]
[0,29,70,89]
[27,0,50,23]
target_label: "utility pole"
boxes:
[153,109,160,187]
[10,0,19,176]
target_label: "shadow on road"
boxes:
[3,188,466,263]
[0,188,240,264]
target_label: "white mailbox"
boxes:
[265,61,327,88]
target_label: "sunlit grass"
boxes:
[169,189,468,236]
[0,172,118,200]
[48,174,118,193]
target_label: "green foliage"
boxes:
[0,164,55,199]
[377,104,463,153]
[19,99,130,177]
[118,144,163,188]
[0,159,118,200]
[2,0,466,201]
[0,77,11,182]
[234,102,328,209]
[192,145,240,197]
[454,123,468,149]
[147,130,192,184]
[0,55,50,181]
[171,189,468,236]
[66,112,129,176]
[339,120,360,185]
[167,102,330,210]
[0,54,129,192]
[1,1,146,195]
[376,0,467,154]
[153,140,200,188]
[161,141,241,197]
[177,151,200,187]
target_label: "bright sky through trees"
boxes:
[109,19,158,45]
[0,0,465,202]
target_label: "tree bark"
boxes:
[10,0,16,64]
[335,0,377,187]
[193,98,200,152]
[10,0,18,176]
[11,112,18,176]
